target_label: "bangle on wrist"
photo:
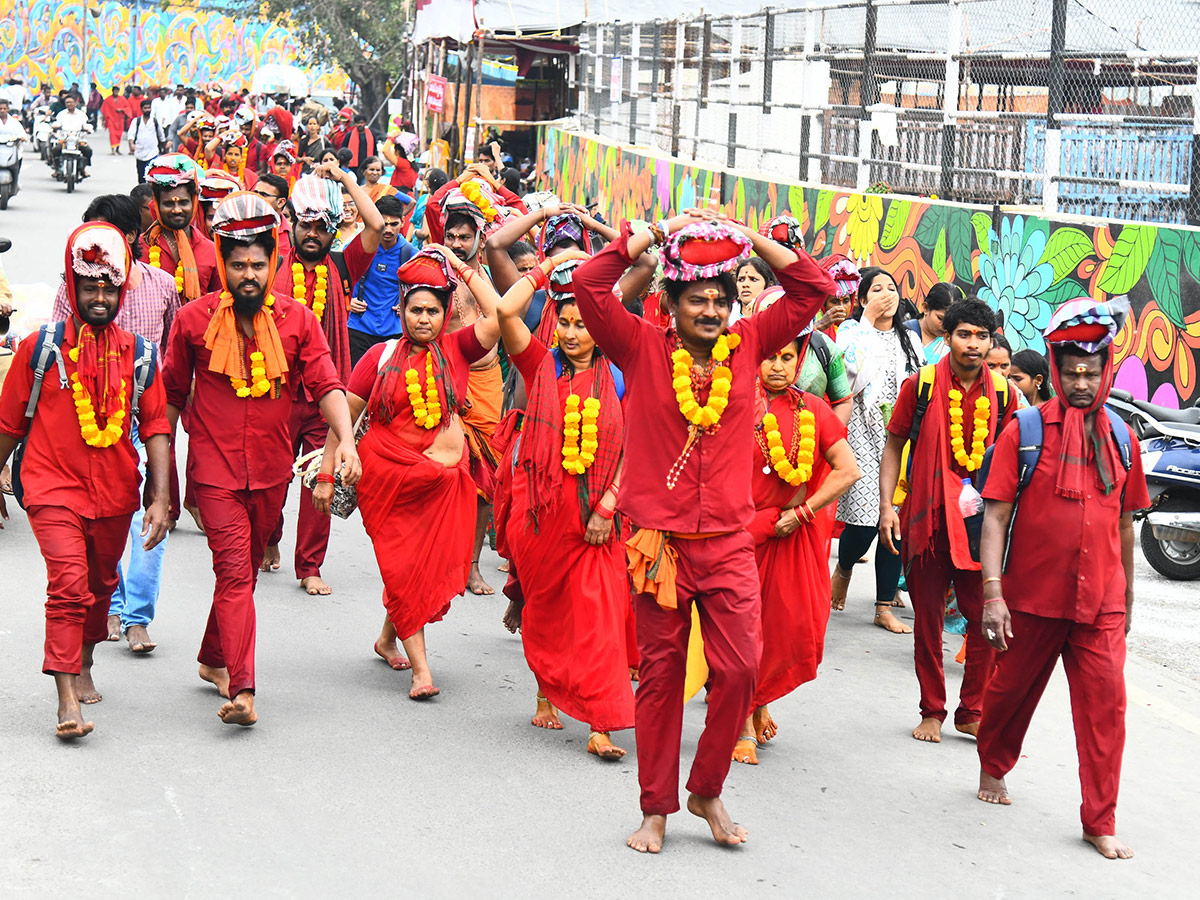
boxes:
[315,472,336,485]
[983,576,1002,586]
[983,596,1005,604]
[595,504,615,520]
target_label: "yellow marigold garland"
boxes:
[148,246,185,293]
[67,346,127,448]
[404,352,442,429]
[561,394,601,475]
[761,407,817,486]
[671,332,740,430]
[292,262,328,321]
[948,389,990,471]
[231,350,272,398]
[460,179,500,222]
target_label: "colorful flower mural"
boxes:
[536,126,1200,408]
[0,0,346,93]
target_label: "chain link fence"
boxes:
[573,0,1200,224]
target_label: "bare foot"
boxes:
[467,562,495,595]
[588,731,627,760]
[629,667,639,682]
[167,518,177,533]
[532,695,562,729]
[106,614,122,641]
[183,501,205,534]
[874,608,913,634]
[198,664,231,698]
[260,545,281,572]
[892,589,907,608]
[830,566,851,611]
[687,794,748,847]
[502,597,524,634]
[408,667,439,700]
[373,639,411,671]
[56,703,95,740]
[498,559,510,573]
[75,667,102,704]
[977,770,1012,805]
[912,717,942,743]
[126,624,156,653]
[732,736,758,765]
[218,690,257,726]
[626,814,667,853]
[300,575,332,596]
[955,720,980,738]
[1084,833,1134,860]
[752,706,777,743]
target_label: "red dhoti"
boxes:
[193,482,288,698]
[908,530,994,725]
[268,398,333,579]
[28,505,132,674]
[509,462,635,733]
[462,364,502,502]
[633,531,763,815]
[978,609,1127,836]
[356,425,475,640]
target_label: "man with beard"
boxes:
[161,192,359,727]
[51,195,180,653]
[0,223,171,740]
[139,154,221,302]
[976,297,1147,860]
[260,168,382,594]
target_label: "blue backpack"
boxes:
[975,405,1133,570]
[10,322,157,510]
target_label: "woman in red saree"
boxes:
[733,338,860,765]
[494,250,636,760]
[315,246,501,699]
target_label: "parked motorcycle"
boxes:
[32,107,52,160]
[1110,391,1200,580]
[0,134,21,210]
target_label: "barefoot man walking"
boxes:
[162,193,359,727]
[0,223,171,739]
[572,210,834,853]
[975,297,1147,860]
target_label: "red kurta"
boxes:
[139,227,222,299]
[746,390,843,707]
[507,340,635,732]
[348,330,489,640]
[100,96,126,147]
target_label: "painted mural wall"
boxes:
[536,126,1200,409]
[0,0,346,92]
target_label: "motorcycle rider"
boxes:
[50,94,93,177]
[0,98,26,191]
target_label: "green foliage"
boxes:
[1038,227,1093,285]
[1097,224,1157,295]
[1146,230,1185,328]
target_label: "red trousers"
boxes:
[27,505,132,675]
[268,400,331,579]
[978,609,1127,836]
[194,482,289,698]
[634,531,762,816]
[907,534,994,725]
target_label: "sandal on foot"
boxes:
[732,737,759,765]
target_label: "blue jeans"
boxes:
[110,423,168,628]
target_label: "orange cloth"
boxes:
[144,222,202,301]
[462,363,502,500]
[626,528,679,611]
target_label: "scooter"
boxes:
[0,134,20,210]
[1119,395,1200,580]
[32,107,52,160]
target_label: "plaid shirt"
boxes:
[53,260,180,349]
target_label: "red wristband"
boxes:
[525,266,549,292]
[595,504,615,520]
[315,472,336,485]
[983,596,1005,604]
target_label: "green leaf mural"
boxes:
[879,200,911,250]
[914,206,946,249]
[815,190,832,232]
[1035,277,1092,310]
[971,212,993,257]
[1097,224,1157,295]
[1039,227,1093,285]
[946,208,973,283]
[932,228,948,282]
[1182,232,1200,285]
[1146,230,1185,328]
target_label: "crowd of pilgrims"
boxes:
[0,91,1143,859]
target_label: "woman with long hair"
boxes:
[1009,348,1052,406]
[734,257,777,321]
[832,267,922,634]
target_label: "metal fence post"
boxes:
[858,0,880,190]
[651,22,662,151]
[673,20,684,157]
[729,18,741,168]
[630,24,640,145]
[1044,0,1068,214]
[1189,62,1200,225]
[940,0,963,199]
[798,8,813,181]
[593,24,604,135]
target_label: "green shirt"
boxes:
[795,331,852,404]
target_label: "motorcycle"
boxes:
[32,107,52,160]
[50,124,90,193]
[0,134,20,210]
[1110,390,1200,580]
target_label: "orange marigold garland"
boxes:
[561,394,600,475]
[666,332,742,489]
[292,262,328,321]
[759,405,817,486]
[405,352,442,428]
[948,389,990,471]
[67,347,127,447]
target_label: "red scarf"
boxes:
[1046,345,1119,498]
[903,355,1002,570]
[518,345,623,531]
[373,335,463,428]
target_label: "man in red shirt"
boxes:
[139,153,221,302]
[573,210,835,853]
[162,193,359,727]
[261,167,382,594]
[879,298,1016,743]
[0,223,171,740]
[976,297,1146,860]
[425,162,528,245]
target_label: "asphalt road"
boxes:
[1,147,1198,899]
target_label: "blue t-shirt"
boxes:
[348,238,417,337]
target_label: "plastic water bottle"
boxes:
[958,477,983,518]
